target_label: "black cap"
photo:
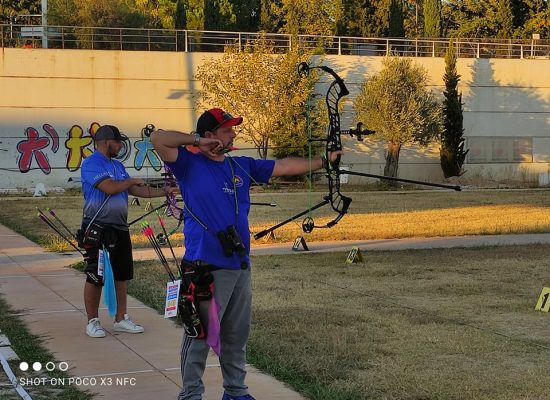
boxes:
[196,108,243,137]
[94,125,128,141]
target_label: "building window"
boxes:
[512,139,533,162]
[466,137,533,163]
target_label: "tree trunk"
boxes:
[384,142,401,184]
[440,145,459,178]
[258,137,269,160]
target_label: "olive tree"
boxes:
[195,38,321,159]
[354,56,442,179]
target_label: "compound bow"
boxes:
[254,62,460,240]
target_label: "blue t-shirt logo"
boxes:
[234,175,244,187]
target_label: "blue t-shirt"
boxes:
[81,151,131,231]
[165,147,275,270]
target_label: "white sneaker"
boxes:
[86,318,106,338]
[113,314,144,334]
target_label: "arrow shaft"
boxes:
[38,213,85,256]
[48,209,78,242]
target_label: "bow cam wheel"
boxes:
[302,217,314,233]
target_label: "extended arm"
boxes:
[128,185,175,198]
[97,177,174,198]
[271,151,343,177]
[96,178,144,195]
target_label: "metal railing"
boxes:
[2,24,550,59]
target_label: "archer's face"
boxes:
[209,126,237,150]
[106,139,124,157]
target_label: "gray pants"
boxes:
[178,267,252,400]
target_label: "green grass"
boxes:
[0,295,93,400]
[128,245,550,400]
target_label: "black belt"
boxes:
[193,260,249,270]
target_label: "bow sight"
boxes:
[343,122,375,142]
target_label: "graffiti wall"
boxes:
[17,122,160,171]
[1,121,172,190]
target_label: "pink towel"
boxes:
[206,296,221,356]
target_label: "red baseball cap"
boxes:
[196,108,243,136]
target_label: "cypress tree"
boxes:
[232,0,259,32]
[389,0,404,37]
[423,0,442,37]
[175,0,186,29]
[259,0,279,32]
[203,0,236,31]
[175,0,186,51]
[440,40,468,178]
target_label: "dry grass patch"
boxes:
[0,190,548,250]
[252,204,550,242]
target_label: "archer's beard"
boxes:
[108,145,120,158]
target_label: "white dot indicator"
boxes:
[19,362,29,371]
[32,362,42,371]
[59,362,69,372]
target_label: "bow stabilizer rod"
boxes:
[340,122,376,142]
[344,170,461,191]
[128,200,170,227]
[250,202,277,207]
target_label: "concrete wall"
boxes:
[1,48,549,190]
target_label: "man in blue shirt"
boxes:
[81,124,176,338]
[151,108,341,400]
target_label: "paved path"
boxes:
[2,224,550,400]
[248,233,550,255]
[129,233,550,260]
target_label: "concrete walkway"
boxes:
[2,224,550,400]
[248,233,550,255]
[0,224,303,400]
